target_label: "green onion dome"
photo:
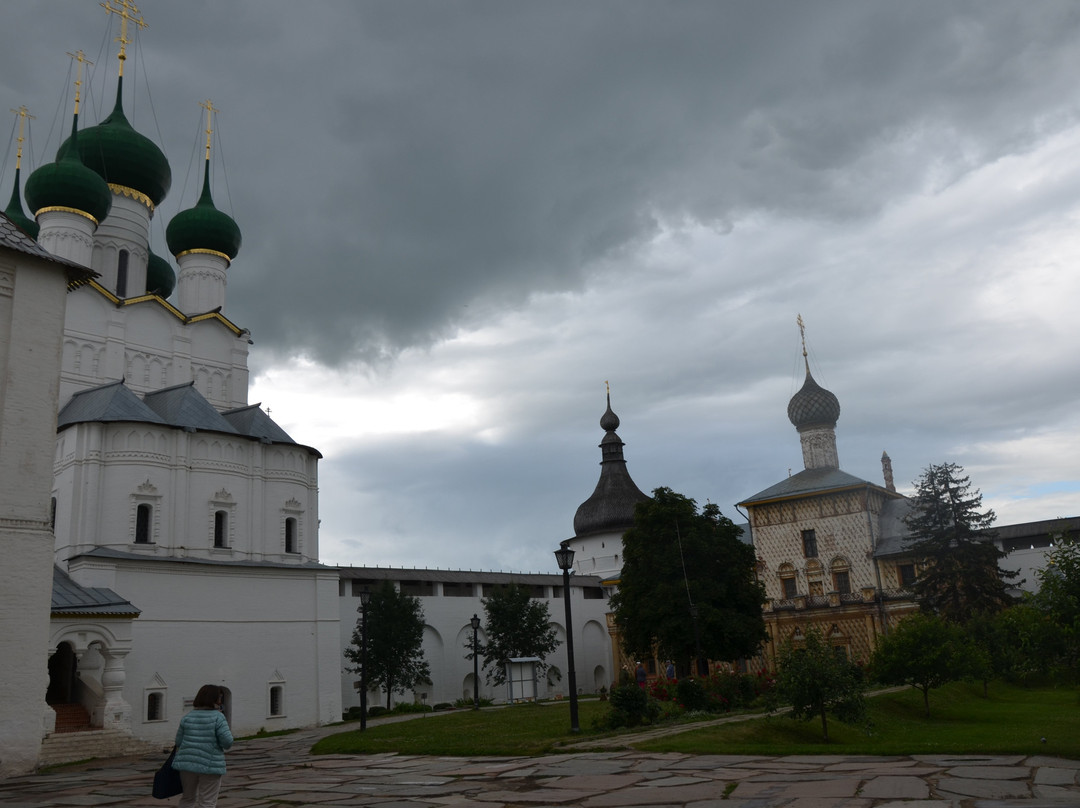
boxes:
[26,119,112,225]
[4,167,39,238]
[145,249,176,297]
[165,161,241,262]
[59,82,171,209]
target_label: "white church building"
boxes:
[0,6,618,774]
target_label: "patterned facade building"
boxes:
[738,356,918,667]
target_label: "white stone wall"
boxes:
[68,557,342,742]
[60,289,249,411]
[0,251,72,776]
[53,422,318,564]
[337,579,613,713]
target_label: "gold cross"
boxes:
[199,99,220,161]
[101,0,147,75]
[65,51,93,115]
[9,106,35,169]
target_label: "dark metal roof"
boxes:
[573,396,649,537]
[222,403,320,456]
[58,381,316,453]
[73,547,331,571]
[58,380,167,428]
[51,565,140,617]
[0,210,96,289]
[142,382,239,434]
[336,566,603,587]
[739,466,888,506]
[873,498,915,557]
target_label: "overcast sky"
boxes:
[4,2,1079,573]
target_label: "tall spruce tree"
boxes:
[344,581,431,709]
[610,487,766,674]
[904,462,1016,623]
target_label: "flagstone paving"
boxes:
[1,722,1077,807]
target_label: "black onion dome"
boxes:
[573,394,649,537]
[4,167,39,238]
[145,249,175,297]
[60,81,171,207]
[787,367,840,429]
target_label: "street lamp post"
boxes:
[470,614,481,710]
[359,587,371,731]
[554,543,580,733]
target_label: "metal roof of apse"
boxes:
[739,466,890,506]
[142,382,239,434]
[222,403,295,443]
[58,380,167,428]
[51,565,140,617]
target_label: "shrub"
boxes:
[452,696,494,708]
[433,702,453,711]
[677,678,711,712]
[367,706,389,718]
[606,683,656,728]
[390,702,433,715]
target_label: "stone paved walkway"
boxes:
[2,719,1078,807]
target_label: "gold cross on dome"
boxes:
[101,0,147,75]
[9,106,35,169]
[199,99,220,160]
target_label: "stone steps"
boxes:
[39,728,163,767]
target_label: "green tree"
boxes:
[1033,537,1080,674]
[970,602,1065,685]
[870,612,979,716]
[344,581,431,709]
[478,583,559,686]
[776,629,866,741]
[610,487,766,674]
[904,462,1016,624]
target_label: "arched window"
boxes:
[285,517,298,554]
[831,558,851,595]
[214,510,228,548]
[147,692,164,721]
[778,563,797,599]
[135,503,152,543]
[116,249,129,297]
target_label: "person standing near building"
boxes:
[172,684,233,808]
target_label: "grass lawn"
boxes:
[638,682,1080,759]
[311,683,1080,759]
[312,700,612,756]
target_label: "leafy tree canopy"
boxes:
[478,583,559,686]
[776,628,866,741]
[1033,537,1080,671]
[344,581,430,709]
[904,462,1016,623]
[609,487,766,673]
[870,612,981,716]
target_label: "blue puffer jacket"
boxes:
[172,708,233,775]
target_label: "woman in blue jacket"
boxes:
[172,684,234,808]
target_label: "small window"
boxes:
[50,497,57,531]
[898,564,916,588]
[146,691,164,721]
[582,587,604,600]
[833,570,851,595]
[116,250,129,297]
[832,645,849,661]
[801,529,818,558]
[135,504,152,543]
[782,577,797,599]
[269,685,284,717]
[285,517,298,554]
[214,510,228,548]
